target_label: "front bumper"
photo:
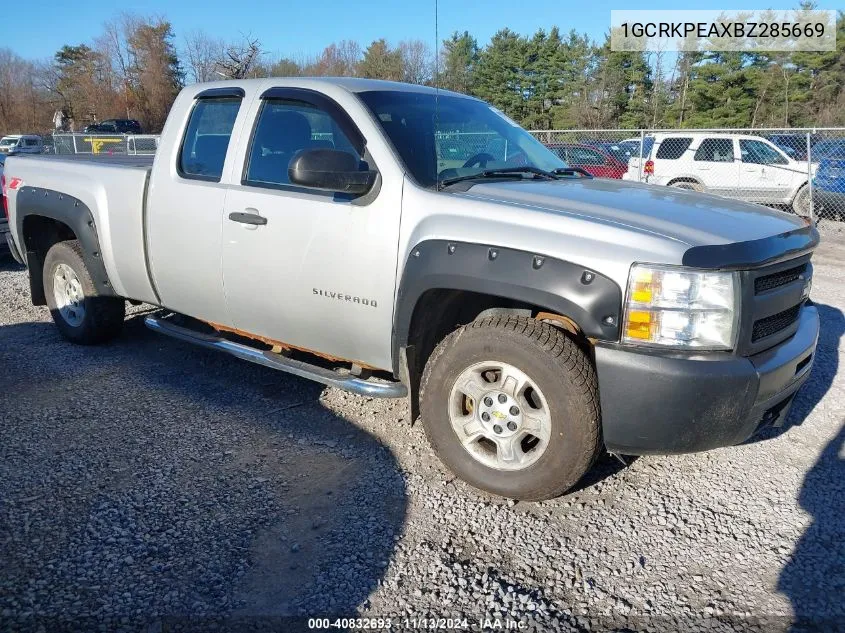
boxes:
[594,304,819,455]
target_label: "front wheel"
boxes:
[43,240,125,344]
[791,185,813,218]
[419,316,601,501]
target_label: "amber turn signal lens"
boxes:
[625,310,653,340]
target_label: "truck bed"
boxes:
[6,153,156,303]
[34,154,155,168]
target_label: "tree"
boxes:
[591,35,653,128]
[50,45,108,124]
[6,14,845,136]
[266,58,303,77]
[183,30,224,84]
[0,48,50,133]
[472,29,530,122]
[547,30,596,128]
[399,40,433,84]
[664,48,704,127]
[128,19,184,131]
[359,39,403,80]
[438,31,478,93]
[100,13,141,119]
[521,28,568,130]
[310,40,361,76]
[216,37,262,79]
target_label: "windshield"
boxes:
[357,90,567,189]
[0,138,19,147]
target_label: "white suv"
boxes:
[623,133,814,216]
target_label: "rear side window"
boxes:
[179,97,242,181]
[695,138,734,162]
[656,137,693,160]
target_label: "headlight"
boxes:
[622,264,739,350]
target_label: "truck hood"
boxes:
[455,177,808,248]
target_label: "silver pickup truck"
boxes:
[3,78,819,500]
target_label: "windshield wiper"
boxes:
[438,166,558,190]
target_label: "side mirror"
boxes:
[288,148,377,195]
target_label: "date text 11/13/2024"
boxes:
[307,616,528,629]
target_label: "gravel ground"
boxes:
[1,234,843,632]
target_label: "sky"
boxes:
[5,0,827,61]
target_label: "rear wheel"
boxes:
[669,180,703,192]
[43,240,125,344]
[419,316,601,501]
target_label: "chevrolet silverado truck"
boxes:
[2,79,820,501]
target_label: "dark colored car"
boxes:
[546,143,628,179]
[812,139,845,219]
[84,119,143,134]
[581,141,634,164]
[766,133,819,161]
[617,138,654,160]
[83,123,117,134]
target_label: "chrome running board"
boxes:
[144,315,408,399]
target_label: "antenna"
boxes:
[435,0,440,189]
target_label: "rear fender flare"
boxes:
[15,187,116,303]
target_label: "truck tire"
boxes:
[669,180,703,192]
[791,185,813,218]
[43,240,124,344]
[419,315,600,501]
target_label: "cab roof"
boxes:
[184,77,474,100]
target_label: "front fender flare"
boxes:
[393,240,623,371]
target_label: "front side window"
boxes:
[655,137,693,160]
[244,99,362,188]
[694,138,734,163]
[179,97,242,181]
[740,140,788,165]
[357,90,566,189]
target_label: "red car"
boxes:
[545,143,628,179]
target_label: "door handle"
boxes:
[229,211,267,226]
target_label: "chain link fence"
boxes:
[529,128,845,233]
[36,128,845,232]
[46,133,159,156]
